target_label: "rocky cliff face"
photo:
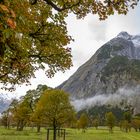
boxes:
[58,32,140,113]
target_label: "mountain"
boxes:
[0,93,12,113]
[58,32,140,114]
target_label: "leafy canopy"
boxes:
[0,0,72,90]
[34,89,75,127]
[30,0,139,20]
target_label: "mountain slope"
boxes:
[0,93,11,113]
[58,32,140,113]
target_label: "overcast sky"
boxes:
[1,4,140,98]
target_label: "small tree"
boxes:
[76,120,80,130]
[131,117,140,132]
[25,84,50,132]
[79,113,88,132]
[123,111,132,123]
[34,89,75,140]
[121,120,131,132]
[0,110,12,129]
[105,112,116,133]
[93,118,99,130]
[13,99,32,131]
[31,108,44,133]
[121,111,132,132]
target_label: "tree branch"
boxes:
[0,72,8,79]
[30,0,81,12]
[45,0,81,12]
[29,52,64,61]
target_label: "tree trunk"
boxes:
[37,125,41,133]
[58,126,61,137]
[18,120,25,131]
[7,118,10,129]
[53,118,57,140]
[17,121,20,131]
[109,127,113,133]
[82,128,85,133]
[7,121,10,129]
[58,129,60,137]
[125,128,128,133]
[128,127,131,132]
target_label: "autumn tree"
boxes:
[64,111,77,128]
[92,118,99,130]
[5,99,19,128]
[10,93,38,131]
[1,99,24,130]
[12,97,33,131]
[0,0,72,90]
[2,84,50,132]
[121,120,131,132]
[34,89,75,140]
[120,111,132,132]
[5,98,31,130]
[27,84,51,132]
[31,106,45,133]
[0,0,139,90]
[30,0,139,20]
[24,84,50,112]
[131,117,140,132]
[76,120,81,130]
[79,113,89,132]
[123,111,132,123]
[0,109,12,129]
[105,112,116,133]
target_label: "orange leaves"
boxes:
[0,4,16,18]
[0,4,9,12]
[7,18,16,29]
[0,4,16,29]
[11,10,16,18]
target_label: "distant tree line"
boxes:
[77,104,140,133]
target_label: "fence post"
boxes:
[47,129,49,140]
[63,129,65,140]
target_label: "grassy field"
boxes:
[0,126,140,140]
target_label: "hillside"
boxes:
[58,32,140,113]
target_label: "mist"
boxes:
[71,85,140,113]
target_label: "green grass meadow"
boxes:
[0,127,140,140]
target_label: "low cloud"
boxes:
[71,85,140,113]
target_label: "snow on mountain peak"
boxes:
[117,32,140,47]
[117,31,132,40]
[131,35,140,47]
